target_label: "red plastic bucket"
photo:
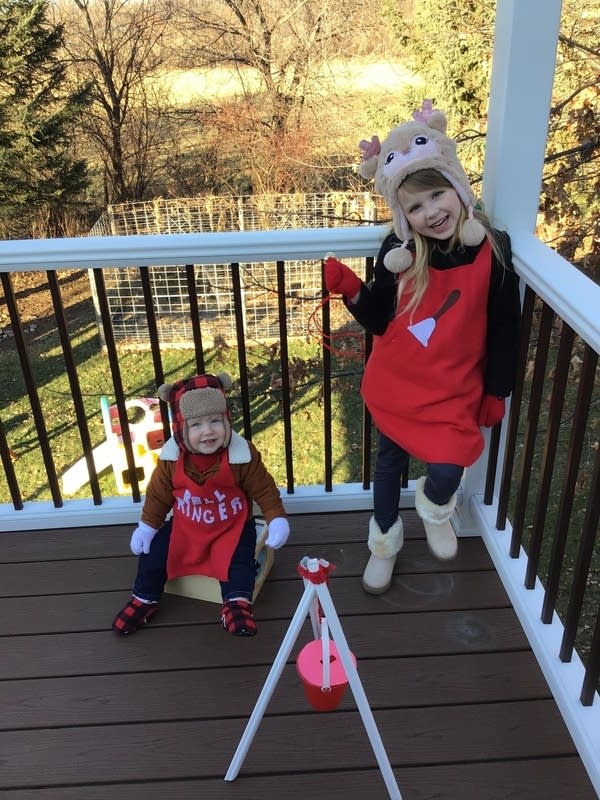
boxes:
[296,639,357,712]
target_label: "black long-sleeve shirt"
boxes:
[347,229,522,397]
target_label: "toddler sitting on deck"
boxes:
[112,372,289,637]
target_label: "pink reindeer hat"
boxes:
[359,100,485,272]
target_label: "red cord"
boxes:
[307,294,364,361]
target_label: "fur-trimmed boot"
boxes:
[415,476,458,561]
[362,515,404,595]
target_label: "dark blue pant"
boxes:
[132,517,258,604]
[374,431,464,532]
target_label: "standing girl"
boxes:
[324,100,521,595]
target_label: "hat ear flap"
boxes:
[426,109,448,134]
[359,156,378,180]
[358,136,381,180]
[215,372,233,392]
[157,383,173,403]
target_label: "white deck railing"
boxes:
[1,223,600,793]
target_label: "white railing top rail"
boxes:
[1,224,598,352]
[510,229,600,355]
[0,225,388,271]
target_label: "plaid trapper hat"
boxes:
[157,372,233,452]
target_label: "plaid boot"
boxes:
[112,596,159,635]
[220,599,257,637]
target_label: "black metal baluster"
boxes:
[484,424,502,505]
[0,415,22,509]
[92,268,141,503]
[525,320,575,588]
[510,299,554,558]
[362,257,374,490]
[321,258,333,492]
[0,272,62,506]
[543,344,597,625]
[139,266,170,441]
[185,265,205,374]
[276,260,294,494]
[497,284,535,529]
[47,270,102,505]
[230,263,252,438]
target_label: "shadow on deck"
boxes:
[0,510,596,799]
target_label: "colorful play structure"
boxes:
[61,396,166,497]
[100,395,166,494]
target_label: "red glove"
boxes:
[478,395,506,427]
[324,256,362,300]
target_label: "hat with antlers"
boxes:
[358,100,485,272]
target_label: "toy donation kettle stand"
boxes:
[224,556,403,800]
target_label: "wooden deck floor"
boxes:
[0,510,597,800]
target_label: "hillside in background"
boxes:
[155,59,423,105]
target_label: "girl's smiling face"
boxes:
[186,414,227,454]
[397,183,462,241]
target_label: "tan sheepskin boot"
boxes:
[415,476,458,561]
[362,515,404,595]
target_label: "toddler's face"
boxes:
[397,184,462,241]
[186,414,227,454]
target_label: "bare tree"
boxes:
[174,0,378,193]
[178,0,344,131]
[54,0,413,200]
[56,0,176,203]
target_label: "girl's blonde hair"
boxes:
[395,169,505,317]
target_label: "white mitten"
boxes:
[265,517,289,549]
[130,521,159,555]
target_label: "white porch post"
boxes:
[482,0,563,230]
[456,0,563,533]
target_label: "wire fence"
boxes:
[88,192,388,346]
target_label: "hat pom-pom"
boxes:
[461,209,486,247]
[383,243,413,274]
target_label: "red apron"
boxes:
[167,452,248,581]
[361,241,492,466]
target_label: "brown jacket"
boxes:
[141,432,286,530]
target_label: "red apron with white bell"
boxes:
[361,241,492,466]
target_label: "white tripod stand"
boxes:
[225,556,402,799]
